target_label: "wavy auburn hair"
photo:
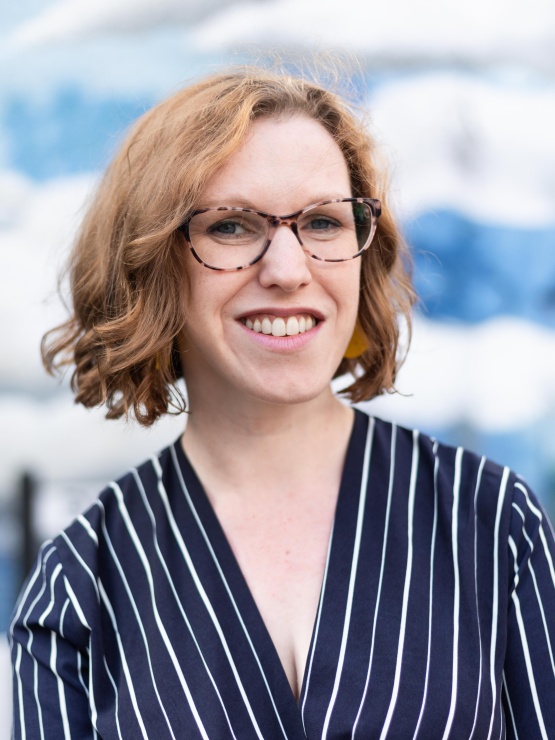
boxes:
[42,65,416,425]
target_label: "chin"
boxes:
[245,375,334,407]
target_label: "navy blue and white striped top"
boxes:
[10,410,555,738]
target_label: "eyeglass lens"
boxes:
[188,200,375,270]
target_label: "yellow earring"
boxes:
[344,324,368,359]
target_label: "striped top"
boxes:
[10,410,555,739]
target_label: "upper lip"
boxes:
[237,307,325,320]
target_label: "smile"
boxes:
[241,314,318,337]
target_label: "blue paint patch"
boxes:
[406,210,555,327]
[3,87,154,180]
[0,549,18,633]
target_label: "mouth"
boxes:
[240,313,320,337]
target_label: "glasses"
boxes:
[178,197,381,271]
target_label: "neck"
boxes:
[181,385,354,503]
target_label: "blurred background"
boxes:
[1,0,555,731]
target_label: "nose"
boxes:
[257,222,312,292]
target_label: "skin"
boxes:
[180,115,363,702]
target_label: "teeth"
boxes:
[271,318,286,336]
[286,317,299,336]
[244,314,317,336]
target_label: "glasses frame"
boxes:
[178,197,382,272]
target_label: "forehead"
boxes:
[197,115,352,211]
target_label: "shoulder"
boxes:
[357,408,555,570]
[10,539,90,651]
[49,439,184,601]
[357,408,522,523]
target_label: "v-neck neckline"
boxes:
[171,409,370,734]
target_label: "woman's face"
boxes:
[180,114,361,410]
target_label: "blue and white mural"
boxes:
[1,0,555,720]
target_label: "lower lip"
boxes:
[238,320,322,351]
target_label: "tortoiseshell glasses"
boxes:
[178,197,381,271]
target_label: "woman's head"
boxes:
[42,64,415,424]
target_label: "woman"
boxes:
[10,67,555,738]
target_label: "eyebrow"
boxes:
[196,193,353,211]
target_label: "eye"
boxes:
[208,219,250,237]
[300,212,343,239]
[307,216,340,231]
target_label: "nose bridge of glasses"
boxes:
[270,216,304,247]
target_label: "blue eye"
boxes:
[309,217,338,230]
[209,220,246,236]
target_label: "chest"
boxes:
[91,532,506,740]
[213,488,338,702]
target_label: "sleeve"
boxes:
[502,477,555,739]
[9,540,96,739]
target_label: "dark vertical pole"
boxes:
[19,471,36,579]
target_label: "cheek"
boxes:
[181,255,221,320]
[334,264,362,319]
[182,258,252,325]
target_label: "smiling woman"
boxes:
[179,115,370,412]
[10,65,555,739]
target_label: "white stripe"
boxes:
[507,536,548,739]
[60,531,100,603]
[502,672,519,740]
[103,656,123,740]
[163,450,281,740]
[468,456,487,740]
[131,468,238,740]
[352,423,397,738]
[512,503,555,677]
[512,503,536,552]
[321,418,374,738]
[59,598,70,639]
[15,643,26,740]
[39,563,62,626]
[379,430,420,740]
[515,482,541,519]
[442,447,463,739]
[105,488,196,740]
[98,580,149,739]
[21,550,56,630]
[9,542,55,640]
[76,650,88,697]
[77,515,99,546]
[62,577,91,630]
[84,639,99,733]
[51,632,71,739]
[32,640,45,740]
[486,466,510,740]
[515,483,555,592]
[413,441,441,739]
[10,544,55,642]
[301,519,335,733]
